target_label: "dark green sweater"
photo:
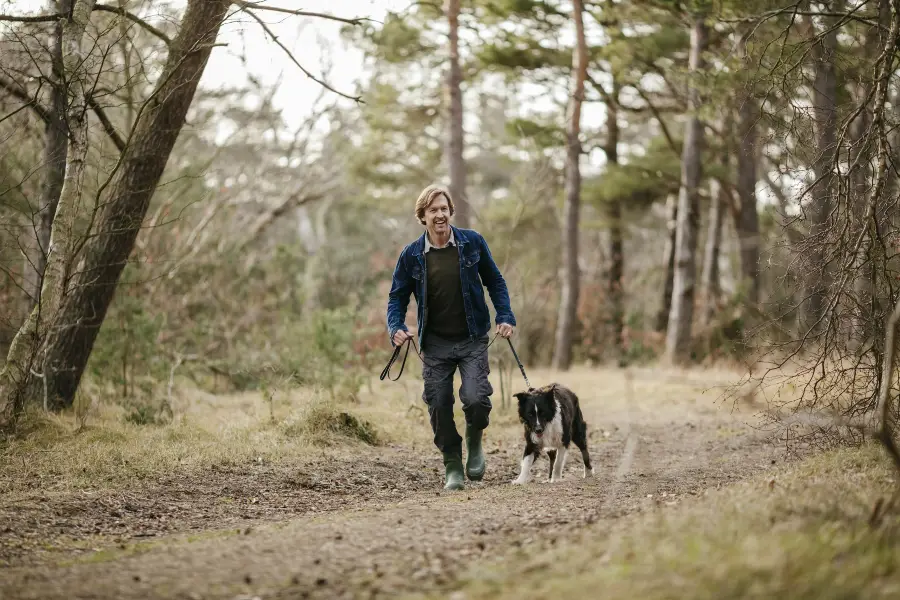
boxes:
[425,246,469,341]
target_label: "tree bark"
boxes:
[850,98,874,350]
[551,0,587,371]
[734,34,761,305]
[700,175,725,326]
[656,193,678,333]
[445,0,469,227]
[48,0,96,297]
[605,81,624,363]
[700,111,732,326]
[805,10,840,332]
[0,0,96,424]
[664,12,707,363]
[33,0,231,412]
[850,8,883,350]
[23,0,71,312]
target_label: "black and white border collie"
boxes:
[511,383,593,484]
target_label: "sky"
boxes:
[5,1,659,176]
[207,0,408,129]
[8,0,407,130]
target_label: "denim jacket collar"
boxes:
[423,228,456,253]
[412,225,468,257]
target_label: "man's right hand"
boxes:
[392,329,413,346]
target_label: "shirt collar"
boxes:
[424,228,455,253]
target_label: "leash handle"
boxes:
[379,338,412,382]
[505,337,532,390]
[379,332,531,390]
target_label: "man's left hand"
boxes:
[497,323,515,338]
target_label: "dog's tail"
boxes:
[574,408,588,442]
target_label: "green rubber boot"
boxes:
[465,425,485,481]
[443,451,465,491]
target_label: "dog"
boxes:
[511,383,593,484]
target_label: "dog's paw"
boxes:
[583,467,594,478]
[511,477,526,485]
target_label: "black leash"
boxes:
[503,336,532,389]
[379,332,531,389]
[379,336,417,382]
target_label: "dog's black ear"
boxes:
[514,392,528,404]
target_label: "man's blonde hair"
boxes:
[414,184,455,225]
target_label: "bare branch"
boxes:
[233,0,375,26]
[86,95,125,152]
[585,73,612,104]
[0,13,58,23]
[761,168,803,244]
[634,86,680,157]
[761,168,789,210]
[0,75,50,124]
[638,58,687,108]
[93,4,172,46]
[725,5,883,31]
[0,5,172,45]
[240,7,362,103]
[235,191,324,253]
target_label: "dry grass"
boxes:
[0,377,422,497]
[416,444,900,600]
[280,396,380,445]
[0,362,752,498]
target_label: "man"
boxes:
[386,184,516,491]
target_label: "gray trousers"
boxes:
[420,333,493,454]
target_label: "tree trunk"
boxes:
[605,82,624,363]
[117,0,137,130]
[850,98,874,350]
[23,0,71,312]
[47,0,96,298]
[551,0,587,371]
[888,77,900,198]
[445,0,468,227]
[655,193,677,333]
[734,35,761,305]
[664,13,707,364]
[850,9,883,350]
[33,0,231,412]
[0,0,96,424]
[700,112,731,326]
[805,10,840,332]
[700,175,725,326]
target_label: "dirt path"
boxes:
[1,369,784,600]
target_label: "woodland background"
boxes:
[1,0,899,448]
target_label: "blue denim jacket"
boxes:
[386,226,516,347]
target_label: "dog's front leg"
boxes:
[511,446,539,485]
[550,447,567,482]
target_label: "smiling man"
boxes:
[386,184,517,491]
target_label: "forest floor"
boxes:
[2,364,899,599]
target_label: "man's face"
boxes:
[424,195,451,236]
